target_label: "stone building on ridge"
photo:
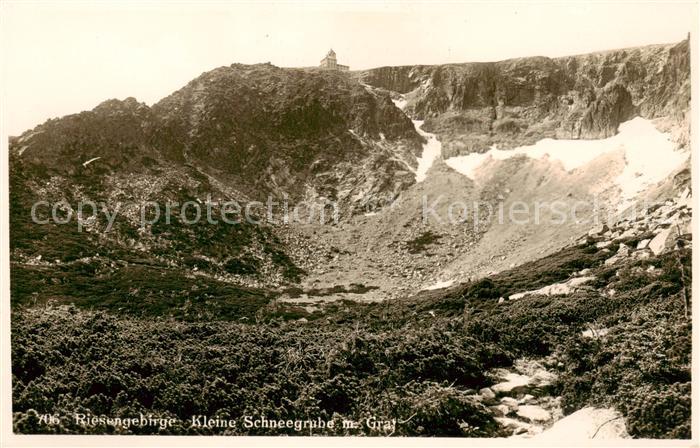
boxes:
[319,49,349,71]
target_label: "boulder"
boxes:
[489,404,510,417]
[617,243,630,256]
[479,387,497,401]
[636,239,650,249]
[500,397,519,411]
[518,394,536,404]
[495,417,537,436]
[649,228,673,255]
[678,195,692,209]
[604,255,620,266]
[491,373,532,395]
[680,218,692,235]
[517,405,551,422]
[617,228,636,239]
[588,224,607,236]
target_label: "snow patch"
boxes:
[444,117,687,208]
[82,157,101,167]
[533,407,628,439]
[392,97,408,111]
[391,96,442,183]
[423,279,455,290]
[509,276,594,300]
[412,120,442,182]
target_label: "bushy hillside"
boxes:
[12,230,691,437]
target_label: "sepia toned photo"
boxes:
[1,1,697,445]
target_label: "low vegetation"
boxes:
[11,238,691,437]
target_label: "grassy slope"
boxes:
[11,237,691,437]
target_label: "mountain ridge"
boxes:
[9,37,692,293]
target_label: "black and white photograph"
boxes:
[1,1,697,445]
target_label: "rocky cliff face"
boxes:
[151,63,422,202]
[362,39,690,157]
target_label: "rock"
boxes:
[495,417,538,436]
[489,404,510,417]
[517,405,551,422]
[491,373,532,395]
[509,292,526,301]
[604,255,619,266]
[632,250,650,260]
[617,228,636,239]
[531,369,557,388]
[533,407,628,440]
[678,195,692,209]
[617,243,630,256]
[582,328,609,338]
[605,243,631,265]
[588,224,607,236]
[649,228,673,255]
[498,297,505,304]
[636,239,650,249]
[500,397,519,411]
[595,240,612,249]
[518,394,535,404]
[479,387,497,401]
[680,218,692,235]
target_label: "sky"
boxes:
[1,1,697,136]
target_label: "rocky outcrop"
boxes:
[589,188,693,265]
[362,39,690,156]
[11,63,424,207]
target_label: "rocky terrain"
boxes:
[463,183,692,438]
[361,38,690,156]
